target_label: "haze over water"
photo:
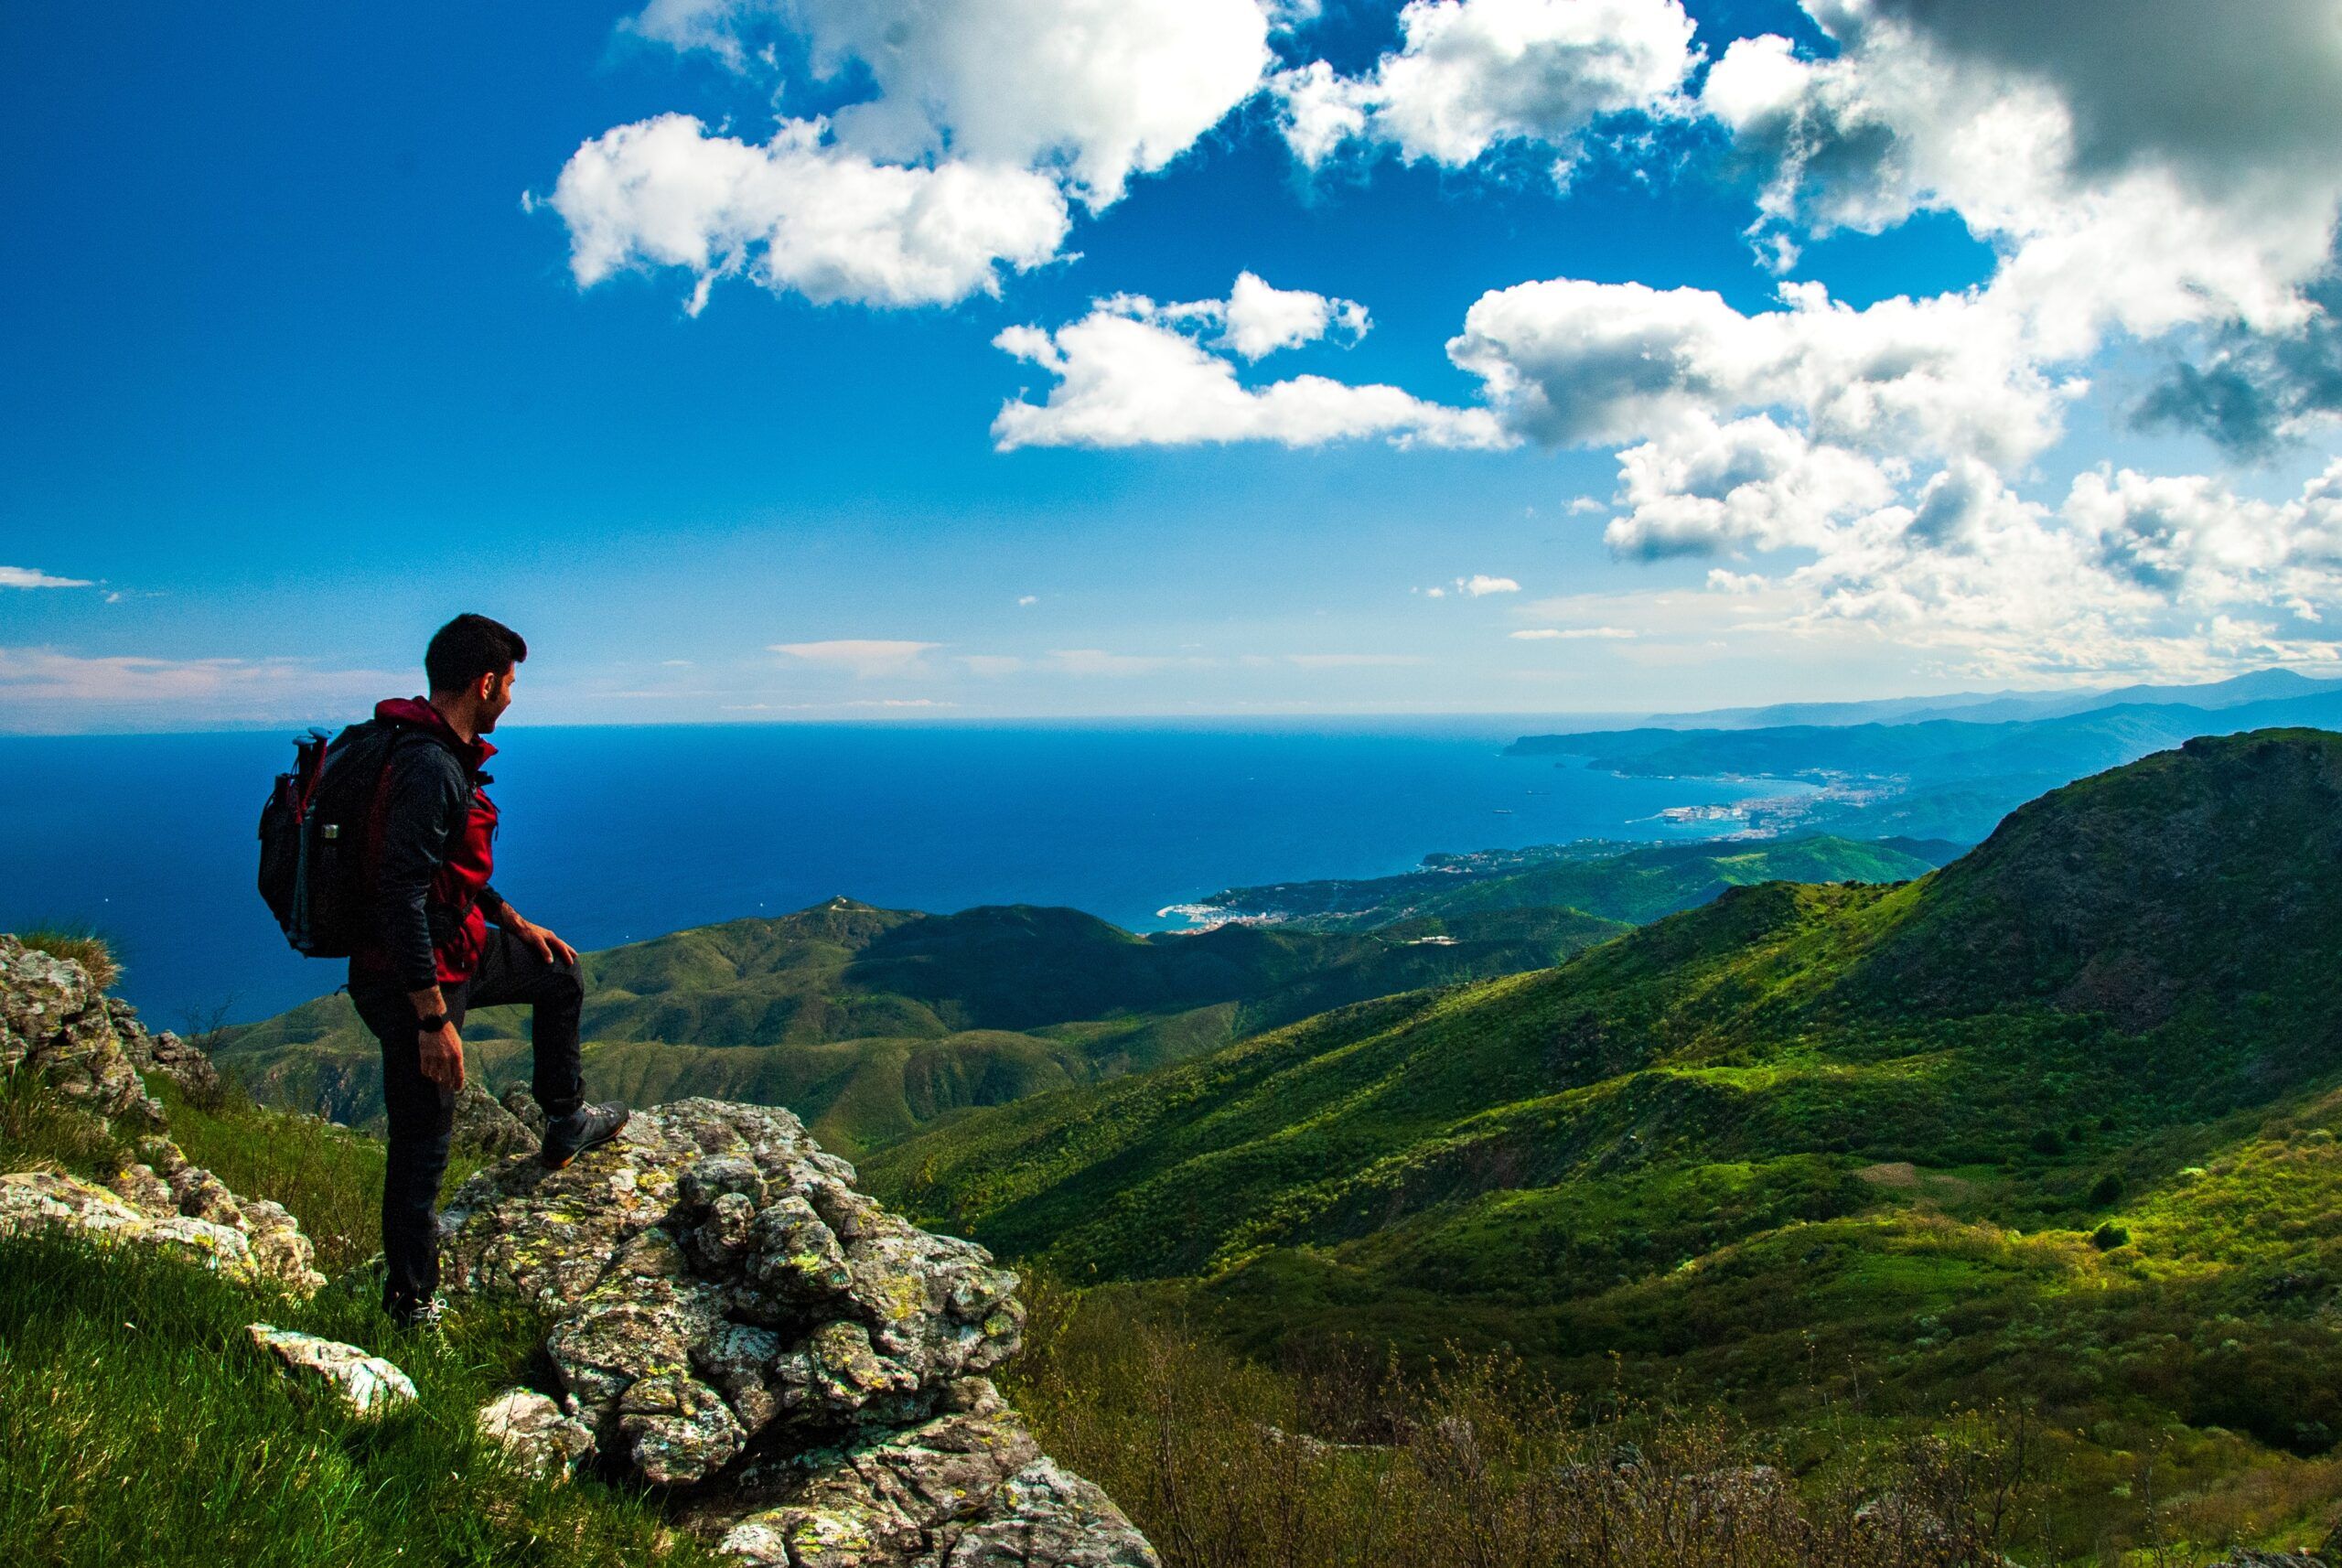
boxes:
[0,720,1802,1026]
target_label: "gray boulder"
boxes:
[436,1098,1155,1566]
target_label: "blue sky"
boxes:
[6,0,2342,731]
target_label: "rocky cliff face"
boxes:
[441,1098,1156,1565]
[0,935,324,1294]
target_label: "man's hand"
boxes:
[418,1020,466,1093]
[504,910,578,966]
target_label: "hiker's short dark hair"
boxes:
[425,614,528,693]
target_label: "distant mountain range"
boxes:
[867,728,2342,1467]
[1510,669,2342,842]
[1622,664,2337,731]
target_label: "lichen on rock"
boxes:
[478,1386,596,1477]
[248,1323,417,1416]
[437,1098,1155,1566]
[0,1168,263,1280]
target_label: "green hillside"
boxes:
[218,897,1627,1155]
[1187,832,1945,929]
[868,731,2342,1486]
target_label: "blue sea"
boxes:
[0,720,1801,1026]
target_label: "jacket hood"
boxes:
[375,696,497,769]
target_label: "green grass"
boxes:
[144,1076,482,1275]
[0,1234,718,1568]
[14,922,121,993]
[0,1064,134,1179]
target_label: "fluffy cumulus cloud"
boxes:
[1448,277,2072,467]
[628,0,1269,206]
[1603,413,1896,560]
[1272,0,1699,177]
[1714,458,2342,678]
[1704,0,2342,347]
[992,283,1509,451]
[548,114,1069,311]
[558,0,1271,309]
[1220,272,1370,360]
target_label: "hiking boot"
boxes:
[387,1294,447,1333]
[541,1101,629,1169]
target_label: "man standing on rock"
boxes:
[348,613,628,1329]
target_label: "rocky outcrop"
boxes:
[1,935,163,1129]
[248,1324,417,1416]
[438,1098,1156,1567]
[114,1011,223,1101]
[0,936,324,1295]
[0,1168,272,1281]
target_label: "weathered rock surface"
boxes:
[1,935,163,1128]
[0,937,326,1295]
[500,1084,549,1135]
[0,1169,263,1280]
[114,1010,223,1101]
[439,1098,1156,1566]
[452,1079,540,1155]
[248,1323,417,1415]
[478,1387,596,1477]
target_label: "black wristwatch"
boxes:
[418,1012,451,1032]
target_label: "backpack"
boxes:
[257,718,451,957]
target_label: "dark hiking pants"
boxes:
[350,925,586,1312]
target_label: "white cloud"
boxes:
[769,639,940,675]
[1272,0,1699,179]
[1703,1,2342,353]
[548,114,1069,311]
[1448,276,2073,467]
[1219,271,1370,360]
[1015,595,1038,607]
[1511,625,1634,639]
[626,0,1270,209]
[0,566,92,589]
[992,289,1509,451]
[1604,413,1896,560]
[1456,574,1520,596]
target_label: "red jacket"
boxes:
[354,696,503,989]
